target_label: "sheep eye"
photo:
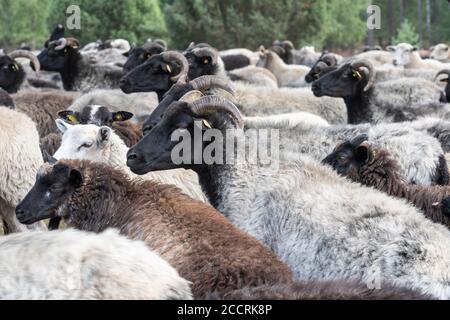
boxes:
[78,142,93,150]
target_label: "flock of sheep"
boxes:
[2,23,450,300]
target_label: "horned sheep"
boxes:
[127,96,450,299]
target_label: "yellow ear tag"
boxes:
[67,114,78,123]
[164,64,172,73]
[202,119,212,129]
[353,71,362,79]
[203,58,209,64]
[115,114,123,121]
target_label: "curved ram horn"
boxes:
[189,75,235,95]
[350,133,369,146]
[282,40,295,50]
[66,38,80,49]
[188,95,243,129]
[53,38,67,50]
[179,90,204,103]
[161,51,189,83]
[8,50,40,72]
[434,70,450,81]
[350,59,375,92]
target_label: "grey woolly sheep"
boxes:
[128,96,450,299]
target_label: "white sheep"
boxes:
[430,43,450,62]
[0,229,192,299]
[256,47,310,87]
[53,120,208,203]
[388,43,450,70]
[0,105,46,233]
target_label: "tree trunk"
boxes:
[425,0,431,45]
[418,0,423,47]
[387,0,395,40]
[399,0,405,22]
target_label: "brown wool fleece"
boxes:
[356,142,450,228]
[58,159,293,299]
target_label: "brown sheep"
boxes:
[16,159,431,300]
[12,91,77,138]
[16,160,293,299]
[323,135,450,228]
[110,121,142,147]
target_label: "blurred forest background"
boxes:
[0,0,449,51]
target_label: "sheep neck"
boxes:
[62,165,134,232]
[343,88,373,124]
[60,52,85,91]
[359,151,450,225]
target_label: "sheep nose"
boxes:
[15,207,25,219]
[127,149,138,161]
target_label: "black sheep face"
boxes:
[322,136,370,180]
[37,44,78,73]
[123,47,165,73]
[16,163,83,225]
[127,101,215,175]
[120,54,181,94]
[311,64,368,98]
[0,55,26,93]
[184,51,216,80]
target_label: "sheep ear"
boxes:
[42,150,57,164]
[112,111,134,122]
[97,126,112,146]
[69,169,83,188]
[55,119,72,133]
[355,145,370,164]
[58,110,78,124]
[386,45,395,52]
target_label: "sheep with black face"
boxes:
[0,51,40,93]
[38,37,123,91]
[312,59,449,124]
[127,95,450,299]
[120,51,189,101]
[122,42,166,74]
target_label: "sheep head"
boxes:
[312,59,375,98]
[120,51,189,95]
[142,75,236,135]
[16,160,84,225]
[37,37,80,73]
[127,95,243,175]
[322,134,371,180]
[387,43,418,66]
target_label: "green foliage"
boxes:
[46,0,168,46]
[392,19,420,46]
[1,0,450,51]
[162,0,369,50]
[0,0,52,50]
